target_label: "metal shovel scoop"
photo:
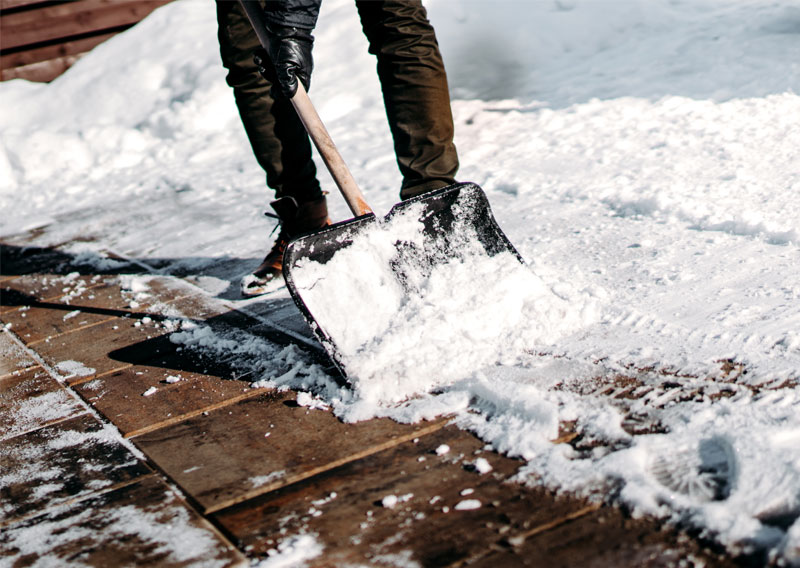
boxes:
[240,1,524,379]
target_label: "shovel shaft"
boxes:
[291,85,373,216]
[237,0,373,217]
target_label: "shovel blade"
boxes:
[282,182,522,378]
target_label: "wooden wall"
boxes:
[1,0,173,82]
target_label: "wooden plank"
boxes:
[2,270,223,322]
[0,366,84,441]
[0,475,247,567]
[73,362,268,438]
[0,413,151,526]
[1,32,114,69]
[0,329,37,378]
[32,316,177,385]
[0,52,78,82]
[240,294,319,342]
[212,425,593,566]
[1,273,109,314]
[133,391,448,514]
[35,276,192,314]
[469,505,735,567]
[1,304,117,345]
[0,0,172,51]
[0,0,54,10]
[163,291,232,321]
[0,243,76,280]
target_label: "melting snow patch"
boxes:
[381,493,413,509]
[471,458,493,474]
[296,391,331,411]
[454,499,482,511]
[250,471,286,488]
[255,533,323,568]
[54,360,95,381]
[435,444,450,456]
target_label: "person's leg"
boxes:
[355,0,459,200]
[217,1,328,296]
[217,0,322,203]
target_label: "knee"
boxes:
[359,1,439,60]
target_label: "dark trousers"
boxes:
[216,0,459,203]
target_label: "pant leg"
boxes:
[216,0,321,202]
[355,0,459,200]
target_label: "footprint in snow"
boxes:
[647,437,735,502]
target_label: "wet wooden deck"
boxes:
[0,231,738,567]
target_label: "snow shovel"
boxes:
[240,1,524,379]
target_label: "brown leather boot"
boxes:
[241,195,329,297]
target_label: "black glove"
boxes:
[253,22,313,98]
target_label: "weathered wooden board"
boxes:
[0,0,171,51]
[212,425,593,567]
[32,316,176,385]
[1,273,109,310]
[1,52,78,82]
[1,272,227,339]
[74,363,267,438]
[161,291,232,321]
[1,304,116,345]
[0,244,76,278]
[48,275,212,314]
[1,0,46,10]
[469,504,734,567]
[0,475,246,567]
[0,413,151,526]
[239,295,319,342]
[0,366,84,442]
[0,330,37,378]
[0,30,115,69]
[133,392,447,514]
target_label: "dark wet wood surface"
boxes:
[0,235,737,567]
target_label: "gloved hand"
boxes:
[253,23,313,99]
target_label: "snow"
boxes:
[0,389,82,442]
[250,471,286,489]
[381,493,414,509]
[454,499,482,511]
[0,495,232,568]
[54,360,96,381]
[2,0,800,562]
[471,458,493,475]
[254,533,323,568]
[290,189,591,404]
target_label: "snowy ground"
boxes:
[2,0,799,563]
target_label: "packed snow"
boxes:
[289,187,591,404]
[2,0,799,563]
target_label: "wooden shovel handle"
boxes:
[290,84,373,216]
[237,0,373,217]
